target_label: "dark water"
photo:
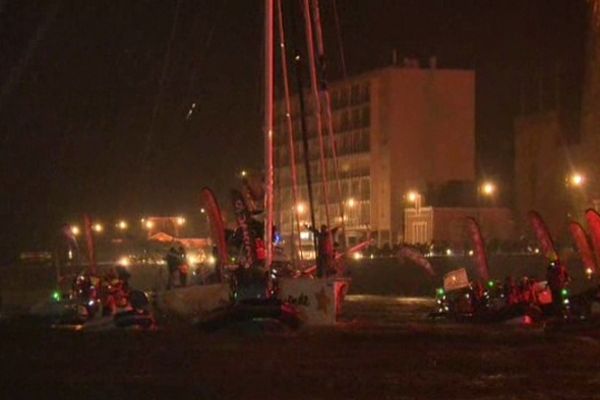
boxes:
[1,294,600,399]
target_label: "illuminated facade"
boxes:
[275,63,475,248]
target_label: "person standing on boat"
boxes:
[308,224,339,277]
[165,247,180,289]
[177,246,188,287]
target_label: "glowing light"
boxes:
[145,220,154,230]
[300,231,310,240]
[176,216,186,226]
[295,202,306,215]
[436,288,445,296]
[561,288,569,297]
[586,267,594,275]
[352,252,364,260]
[468,250,474,256]
[200,208,206,214]
[52,291,61,301]
[117,256,130,267]
[241,170,247,177]
[346,198,356,208]
[116,220,128,230]
[534,248,540,254]
[68,250,73,260]
[70,226,80,236]
[207,255,216,265]
[407,191,419,203]
[187,254,199,265]
[488,281,495,288]
[445,248,453,256]
[481,181,496,196]
[568,173,585,187]
[92,223,103,233]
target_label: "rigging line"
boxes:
[311,0,347,248]
[331,0,347,79]
[277,0,303,261]
[289,0,318,260]
[302,0,332,233]
[264,0,275,270]
[140,0,183,170]
[185,0,230,109]
[0,0,61,145]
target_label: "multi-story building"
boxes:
[513,1,600,237]
[275,61,475,249]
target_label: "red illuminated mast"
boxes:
[264,0,275,270]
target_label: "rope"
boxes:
[276,0,304,260]
[302,0,331,231]
[332,0,347,79]
[310,0,347,248]
[140,0,183,186]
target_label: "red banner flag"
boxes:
[398,246,435,277]
[527,210,559,262]
[569,221,596,274]
[585,209,600,271]
[465,217,490,282]
[83,214,96,275]
[201,187,228,281]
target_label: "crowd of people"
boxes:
[459,261,572,318]
[363,239,570,259]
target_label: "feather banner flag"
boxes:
[569,221,596,274]
[527,210,559,262]
[201,187,228,281]
[584,208,600,271]
[465,217,490,282]
[398,246,435,277]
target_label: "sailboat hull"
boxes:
[155,284,231,321]
[279,277,349,325]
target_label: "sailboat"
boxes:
[156,0,371,326]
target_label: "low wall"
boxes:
[0,254,594,312]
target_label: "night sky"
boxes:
[0,0,587,261]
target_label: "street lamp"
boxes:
[92,223,103,233]
[294,202,306,215]
[346,197,356,208]
[116,220,128,230]
[70,225,80,236]
[176,216,186,226]
[406,190,422,215]
[240,170,247,178]
[480,181,496,196]
[568,173,585,187]
[200,208,206,214]
[407,191,419,203]
[144,220,154,230]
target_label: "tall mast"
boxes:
[276,0,303,260]
[310,0,347,248]
[304,0,336,277]
[289,0,319,263]
[302,0,332,231]
[264,0,275,270]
